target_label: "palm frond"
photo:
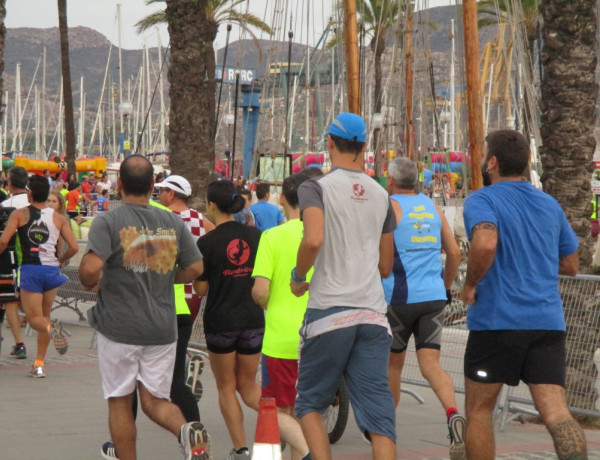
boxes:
[135,10,166,35]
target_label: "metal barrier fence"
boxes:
[400,268,600,428]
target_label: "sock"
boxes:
[16,342,24,348]
[34,359,44,367]
[446,407,459,421]
[235,447,249,454]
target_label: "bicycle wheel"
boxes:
[324,378,349,444]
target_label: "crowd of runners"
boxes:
[0,112,588,460]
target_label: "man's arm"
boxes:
[175,260,204,284]
[291,206,323,297]
[461,222,498,304]
[79,251,104,290]
[56,214,79,265]
[252,277,271,309]
[436,205,461,290]
[558,251,579,277]
[378,232,394,278]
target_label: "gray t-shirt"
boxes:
[86,202,202,345]
[299,167,395,314]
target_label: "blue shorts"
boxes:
[19,265,68,294]
[295,307,396,442]
[205,328,264,355]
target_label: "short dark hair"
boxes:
[7,166,28,189]
[256,182,271,200]
[329,134,365,156]
[302,166,324,178]
[207,180,245,214]
[120,155,154,196]
[485,130,530,177]
[28,174,50,202]
[283,172,312,208]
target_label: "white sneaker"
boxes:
[180,422,211,460]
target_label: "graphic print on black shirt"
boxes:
[197,221,264,333]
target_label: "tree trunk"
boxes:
[57,0,76,176]
[539,0,599,412]
[372,35,385,176]
[0,0,5,128]
[539,0,598,271]
[165,0,216,211]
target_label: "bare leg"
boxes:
[388,351,406,408]
[417,348,457,411]
[108,391,137,460]
[5,301,24,344]
[138,382,186,436]
[464,377,503,460]
[370,432,396,460]
[300,412,330,460]
[20,289,58,362]
[529,384,587,460]
[236,352,261,412]
[209,351,247,449]
[277,407,309,460]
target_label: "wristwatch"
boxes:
[291,267,306,283]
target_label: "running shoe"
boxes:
[29,364,45,378]
[50,319,68,355]
[101,441,119,459]
[10,344,27,359]
[186,354,204,401]
[225,448,250,460]
[448,412,467,460]
[180,422,212,460]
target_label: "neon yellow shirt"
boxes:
[252,218,312,359]
[149,199,189,316]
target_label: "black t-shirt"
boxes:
[197,220,264,333]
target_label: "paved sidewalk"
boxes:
[2,322,600,459]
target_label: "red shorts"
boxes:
[261,355,298,408]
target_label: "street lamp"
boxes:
[119,101,134,158]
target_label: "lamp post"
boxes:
[224,113,235,178]
[119,101,133,159]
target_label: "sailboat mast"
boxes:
[405,1,415,160]
[42,46,46,155]
[157,29,165,151]
[450,19,456,152]
[343,0,360,114]
[463,0,484,190]
[117,3,124,134]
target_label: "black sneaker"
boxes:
[11,344,27,359]
[101,441,119,459]
[448,413,466,460]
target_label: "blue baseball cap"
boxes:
[327,112,367,143]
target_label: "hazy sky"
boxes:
[5,0,456,50]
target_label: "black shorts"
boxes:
[464,330,566,387]
[387,300,445,353]
[205,327,264,355]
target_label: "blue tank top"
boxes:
[383,193,445,305]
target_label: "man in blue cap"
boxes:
[291,112,397,459]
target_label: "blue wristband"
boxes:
[291,267,306,283]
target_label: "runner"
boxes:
[0,174,79,377]
[252,172,317,460]
[194,179,263,460]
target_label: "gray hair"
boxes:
[388,157,418,190]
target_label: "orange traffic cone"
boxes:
[252,397,282,460]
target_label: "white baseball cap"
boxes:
[155,175,192,197]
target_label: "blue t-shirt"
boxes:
[463,181,578,331]
[382,193,445,305]
[250,201,285,231]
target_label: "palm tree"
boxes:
[57,0,76,176]
[539,0,597,273]
[139,0,272,204]
[0,0,6,118]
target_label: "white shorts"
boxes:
[97,333,177,400]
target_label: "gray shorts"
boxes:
[387,300,446,353]
[295,307,396,442]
